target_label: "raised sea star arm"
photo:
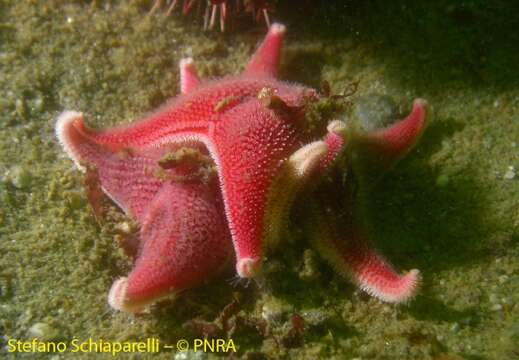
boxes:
[56,111,210,221]
[308,201,420,304]
[56,111,161,219]
[319,120,348,171]
[308,100,426,187]
[244,23,285,77]
[179,57,200,94]
[108,181,233,313]
[283,120,348,179]
[349,99,427,185]
[259,121,346,250]
[368,99,427,160]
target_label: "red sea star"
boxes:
[56,24,426,312]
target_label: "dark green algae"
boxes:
[1,1,519,359]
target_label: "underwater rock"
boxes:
[353,93,398,131]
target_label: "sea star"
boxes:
[56,23,426,312]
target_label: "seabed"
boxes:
[0,1,518,359]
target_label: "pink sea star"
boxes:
[56,23,426,313]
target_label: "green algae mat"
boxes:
[1,1,518,359]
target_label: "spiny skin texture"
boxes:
[151,0,274,32]
[57,111,233,312]
[56,23,427,312]
[112,181,232,312]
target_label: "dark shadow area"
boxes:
[263,263,360,341]
[147,269,361,354]
[254,115,494,322]
[362,119,493,276]
[280,49,327,89]
[277,0,519,92]
[408,293,479,323]
[0,2,10,45]
[146,277,238,341]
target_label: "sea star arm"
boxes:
[56,111,206,220]
[319,120,348,171]
[292,101,424,180]
[285,120,348,179]
[349,99,427,184]
[211,100,298,278]
[366,98,427,162]
[108,182,233,313]
[179,57,200,94]
[308,202,420,304]
[287,141,328,178]
[258,120,348,260]
[243,23,285,77]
